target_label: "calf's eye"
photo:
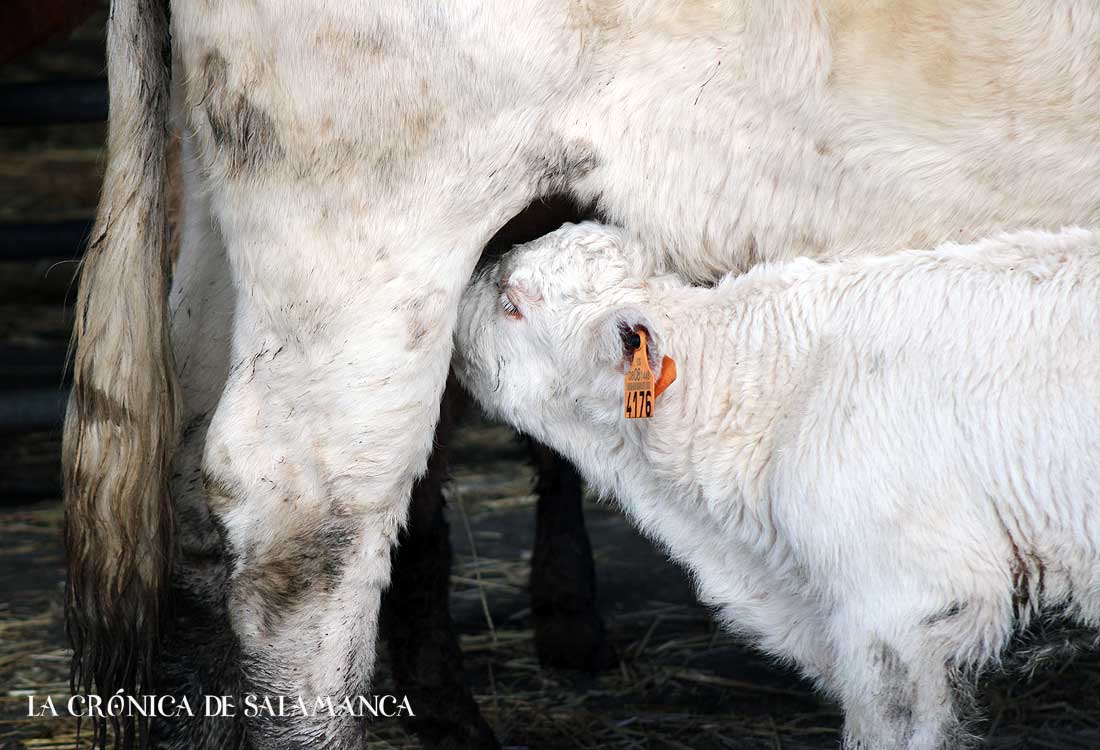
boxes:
[497,278,523,319]
[499,290,522,319]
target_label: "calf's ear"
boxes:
[603,308,663,374]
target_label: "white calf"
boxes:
[454,222,1100,750]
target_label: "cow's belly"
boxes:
[562,0,1100,280]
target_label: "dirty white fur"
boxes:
[96,1,1100,746]
[454,222,1100,750]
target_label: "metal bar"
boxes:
[0,219,91,260]
[0,476,61,501]
[0,347,70,390]
[0,347,66,367]
[0,79,107,126]
[0,388,66,433]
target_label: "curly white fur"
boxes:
[455,222,1100,750]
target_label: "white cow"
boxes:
[454,221,1100,750]
[65,0,1100,747]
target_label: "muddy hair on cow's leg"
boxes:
[153,579,248,749]
[381,376,500,750]
[151,460,248,750]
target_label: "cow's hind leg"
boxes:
[529,443,615,671]
[201,279,451,746]
[381,378,499,750]
[170,12,585,741]
[189,169,549,748]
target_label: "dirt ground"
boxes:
[4,422,1100,749]
[2,8,1100,750]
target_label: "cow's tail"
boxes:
[63,0,177,747]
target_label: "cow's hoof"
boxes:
[533,611,618,672]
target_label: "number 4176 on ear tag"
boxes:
[624,330,655,419]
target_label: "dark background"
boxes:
[1,5,1098,749]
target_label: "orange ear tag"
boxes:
[623,331,677,419]
[654,356,677,398]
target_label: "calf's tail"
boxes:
[62,0,177,747]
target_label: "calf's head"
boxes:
[454,222,675,454]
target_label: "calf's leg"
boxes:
[833,626,975,750]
